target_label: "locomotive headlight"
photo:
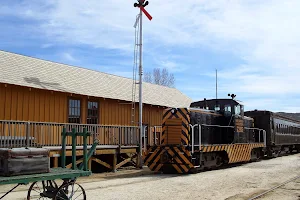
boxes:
[171,108,177,114]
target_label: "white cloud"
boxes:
[3,0,300,111]
[61,52,78,62]
[41,44,53,48]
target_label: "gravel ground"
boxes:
[1,154,300,200]
[254,176,300,200]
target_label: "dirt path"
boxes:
[1,154,300,200]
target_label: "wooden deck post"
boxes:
[112,153,117,172]
[61,128,67,168]
[88,158,92,171]
[136,146,142,169]
[53,157,58,168]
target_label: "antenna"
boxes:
[216,69,218,100]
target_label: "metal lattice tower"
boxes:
[131,14,140,126]
[133,0,152,168]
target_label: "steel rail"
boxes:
[248,174,300,200]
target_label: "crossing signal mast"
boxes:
[133,0,152,167]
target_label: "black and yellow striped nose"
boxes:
[143,145,194,173]
[161,108,190,146]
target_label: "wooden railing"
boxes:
[0,120,141,148]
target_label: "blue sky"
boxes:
[1,0,300,112]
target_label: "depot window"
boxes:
[87,101,99,124]
[68,99,81,123]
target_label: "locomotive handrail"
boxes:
[264,130,266,146]
[189,124,195,153]
[143,126,147,153]
[189,124,202,154]
[190,124,234,154]
[152,126,162,145]
[200,124,235,128]
[244,127,267,146]
[244,127,265,131]
[190,124,267,152]
[153,126,157,145]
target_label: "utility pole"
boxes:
[133,0,152,168]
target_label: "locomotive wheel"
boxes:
[289,147,294,154]
[250,149,261,161]
[215,155,223,167]
[273,150,280,158]
[27,180,58,199]
[54,181,86,200]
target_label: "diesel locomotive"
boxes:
[143,97,300,173]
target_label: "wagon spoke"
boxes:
[27,180,58,200]
[54,182,86,200]
[73,191,83,200]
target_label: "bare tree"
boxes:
[143,68,175,87]
[153,68,161,85]
[143,71,152,83]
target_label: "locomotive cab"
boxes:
[190,98,253,144]
[191,98,244,118]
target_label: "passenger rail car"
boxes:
[144,99,266,174]
[245,110,300,156]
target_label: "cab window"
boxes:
[240,105,244,116]
[235,105,241,115]
[224,105,231,113]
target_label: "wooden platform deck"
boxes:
[46,145,140,173]
[0,120,162,173]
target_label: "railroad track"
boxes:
[248,174,300,200]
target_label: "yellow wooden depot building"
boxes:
[0,50,192,172]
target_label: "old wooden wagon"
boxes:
[0,128,97,200]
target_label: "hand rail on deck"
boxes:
[0,120,141,148]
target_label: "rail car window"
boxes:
[293,127,295,134]
[294,127,297,134]
[68,99,81,123]
[285,125,287,134]
[87,101,99,124]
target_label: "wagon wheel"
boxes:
[27,180,58,199]
[54,181,86,200]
